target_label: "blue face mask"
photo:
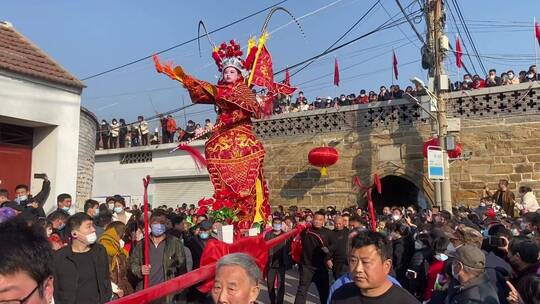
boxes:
[199,232,209,239]
[113,207,123,214]
[57,223,66,231]
[151,223,166,236]
[61,206,70,212]
[15,195,28,204]
[273,224,282,232]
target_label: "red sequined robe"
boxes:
[181,73,270,226]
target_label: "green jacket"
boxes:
[129,235,187,303]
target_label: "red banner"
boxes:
[107,225,307,304]
[455,36,463,69]
[251,46,274,89]
[392,51,399,80]
[535,20,540,46]
[333,57,340,86]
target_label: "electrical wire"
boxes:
[288,0,381,78]
[449,0,487,75]
[81,0,288,81]
[446,0,478,75]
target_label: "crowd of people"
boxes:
[1,176,539,304]
[270,64,540,116]
[97,115,214,150]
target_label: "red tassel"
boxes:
[177,145,207,169]
[374,174,382,194]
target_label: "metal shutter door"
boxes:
[153,177,214,207]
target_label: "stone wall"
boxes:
[76,107,98,207]
[255,82,540,210]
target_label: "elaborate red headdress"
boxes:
[212,40,258,78]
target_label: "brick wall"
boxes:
[255,82,540,210]
[76,107,98,206]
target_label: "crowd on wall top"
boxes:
[270,64,540,115]
[96,64,540,150]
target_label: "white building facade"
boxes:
[93,141,214,208]
[0,21,85,214]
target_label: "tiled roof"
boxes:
[0,21,85,90]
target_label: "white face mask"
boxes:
[84,232,97,245]
[392,215,401,221]
[46,228,53,237]
[119,239,125,248]
[435,253,448,261]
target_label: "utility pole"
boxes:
[426,0,452,211]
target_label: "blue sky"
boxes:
[3,0,540,130]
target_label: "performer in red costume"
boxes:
[153,40,270,228]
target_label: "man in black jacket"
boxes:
[265,217,291,304]
[329,215,349,280]
[446,245,499,304]
[53,213,112,304]
[294,211,333,304]
[13,174,50,219]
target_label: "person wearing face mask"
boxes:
[54,193,74,215]
[46,210,69,250]
[129,211,187,303]
[13,175,50,220]
[98,221,133,299]
[110,118,119,149]
[486,69,502,87]
[184,219,215,303]
[53,212,112,304]
[264,217,291,304]
[447,225,511,304]
[111,195,132,225]
[506,70,520,85]
[445,245,499,304]
[424,234,450,302]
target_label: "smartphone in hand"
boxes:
[34,173,47,179]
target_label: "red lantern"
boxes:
[308,147,339,177]
[423,137,462,159]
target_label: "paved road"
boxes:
[258,267,326,304]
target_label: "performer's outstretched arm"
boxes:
[153,54,217,104]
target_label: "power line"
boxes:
[81,0,288,81]
[446,0,478,75]
[449,0,487,75]
[275,8,422,76]
[288,0,381,78]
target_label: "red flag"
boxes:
[334,57,340,86]
[284,67,291,86]
[251,46,274,89]
[392,51,399,80]
[535,20,540,46]
[455,35,463,69]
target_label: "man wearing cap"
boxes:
[446,225,511,303]
[446,245,499,304]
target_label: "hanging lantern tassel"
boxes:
[308,146,339,177]
[320,167,328,177]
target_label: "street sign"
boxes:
[427,148,444,180]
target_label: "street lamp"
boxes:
[409,77,452,211]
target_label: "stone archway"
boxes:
[369,162,435,211]
[371,175,428,211]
